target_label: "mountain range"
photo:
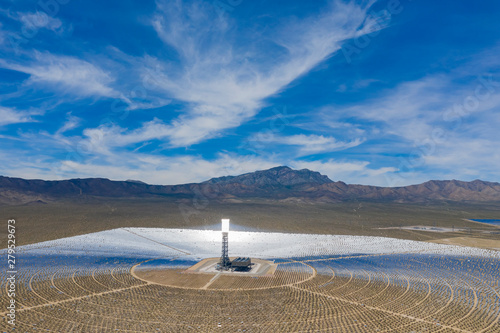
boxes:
[1,166,500,205]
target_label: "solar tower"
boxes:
[218,219,231,270]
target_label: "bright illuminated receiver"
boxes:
[221,219,230,233]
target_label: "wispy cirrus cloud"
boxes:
[1,0,388,150]
[122,0,385,148]
[0,52,120,98]
[0,145,279,185]
[0,106,37,126]
[80,120,170,155]
[251,133,365,156]
[291,159,398,185]
[63,0,386,151]
[315,47,500,185]
[55,113,82,135]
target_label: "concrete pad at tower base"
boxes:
[185,257,277,276]
[132,257,280,289]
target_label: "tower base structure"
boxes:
[218,231,231,271]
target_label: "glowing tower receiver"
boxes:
[219,219,231,270]
[222,219,230,233]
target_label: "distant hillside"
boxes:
[1,166,500,205]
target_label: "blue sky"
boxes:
[0,0,499,186]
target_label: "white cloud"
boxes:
[315,49,500,184]
[0,52,121,99]
[69,0,384,151]
[133,0,385,147]
[331,46,500,144]
[0,48,170,111]
[80,119,172,154]
[56,114,82,135]
[423,138,500,179]
[291,159,398,186]
[0,148,279,185]
[2,1,388,153]
[252,133,365,156]
[0,106,35,126]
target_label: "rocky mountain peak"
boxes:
[204,166,332,187]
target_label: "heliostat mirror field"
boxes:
[1,228,499,332]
